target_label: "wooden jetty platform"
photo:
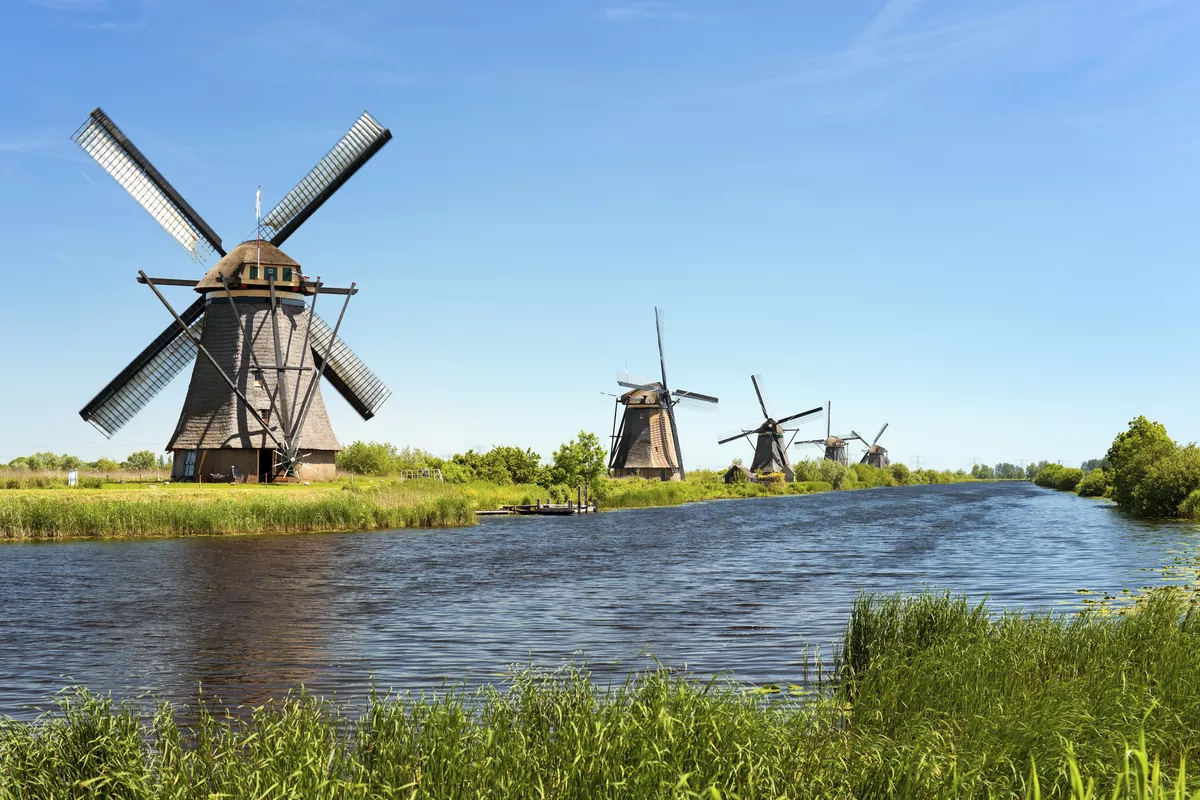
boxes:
[476,487,600,517]
[477,500,599,517]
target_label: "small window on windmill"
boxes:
[249,266,259,280]
[260,408,271,425]
[252,370,264,388]
[265,266,278,281]
[283,267,292,282]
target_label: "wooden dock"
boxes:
[476,496,600,517]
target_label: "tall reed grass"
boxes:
[0,480,535,540]
[3,590,1200,798]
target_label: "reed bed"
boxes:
[3,590,1200,798]
[0,480,535,540]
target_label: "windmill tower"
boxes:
[718,375,823,481]
[72,108,393,483]
[795,402,856,466]
[608,308,717,481]
[854,423,890,468]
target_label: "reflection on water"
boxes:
[0,482,1196,719]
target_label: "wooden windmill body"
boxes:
[796,402,857,467]
[73,109,393,482]
[719,375,823,482]
[608,308,717,481]
[854,424,890,469]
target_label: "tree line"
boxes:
[5,450,170,473]
[335,432,609,494]
[1029,416,1200,518]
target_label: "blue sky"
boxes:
[1,0,1198,471]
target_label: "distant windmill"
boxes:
[854,423,890,468]
[608,308,718,481]
[718,375,823,481]
[795,402,857,467]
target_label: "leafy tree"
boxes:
[1131,445,1200,518]
[1075,468,1109,498]
[125,450,157,473]
[549,431,607,487]
[6,457,30,471]
[971,464,995,480]
[94,458,120,472]
[1106,417,1176,511]
[889,463,911,485]
[1080,458,1108,472]
[60,455,84,471]
[337,441,396,475]
[480,446,541,485]
[993,463,1024,480]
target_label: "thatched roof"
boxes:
[620,382,666,405]
[195,241,302,292]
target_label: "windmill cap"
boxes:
[195,240,302,292]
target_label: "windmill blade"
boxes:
[617,370,658,391]
[776,406,825,426]
[80,298,207,437]
[750,374,770,419]
[872,422,889,446]
[848,430,867,443]
[654,306,669,390]
[72,108,224,264]
[675,392,719,412]
[260,111,393,247]
[674,389,718,404]
[307,311,391,420]
[717,429,755,445]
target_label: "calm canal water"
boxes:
[0,482,1196,718]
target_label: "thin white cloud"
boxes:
[854,0,923,47]
[0,139,51,153]
[597,2,701,22]
[29,0,107,8]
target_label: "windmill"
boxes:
[854,423,890,468]
[72,107,393,483]
[795,402,858,467]
[608,308,717,481]
[718,375,823,481]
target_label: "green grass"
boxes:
[0,480,538,541]
[3,590,1200,798]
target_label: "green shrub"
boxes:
[889,463,911,485]
[1075,468,1109,498]
[1107,417,1177,511]
[1053,467,1085,492]
[1130,445,1200,518]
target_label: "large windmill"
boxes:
[73,107,393,483]
[718,375,823,481]
[608,308,717,481]
[853,423,890,468]
[795,402,859,467]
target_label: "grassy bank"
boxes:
[0,462,996,541]
[0,480,540,541]
[4,589,1199,798]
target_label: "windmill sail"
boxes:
[71,108,224,264]
[307,311,391,420]
[79,298,207,437]
[260,112,393,247]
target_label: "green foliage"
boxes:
[994,462,1025,479]
[971,463,996,480]
[337,441,399,476]
[549,431,606,488]
[1129,445,1200,518]
[5,591,1200,798]
[1034,464,1086,492]
[93,458,120,473]
[889,462,911,485]
[1107,417,1176,511]
[1075,468,1110,497]
[1081,457,1109,472]
[1026,460,1051,482]
[124,450,157,472]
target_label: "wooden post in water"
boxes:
[577,485,582,513]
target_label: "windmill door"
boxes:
[258,449,274,483]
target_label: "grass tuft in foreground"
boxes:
[4,590,1200,798]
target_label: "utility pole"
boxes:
[912,455,925,470]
